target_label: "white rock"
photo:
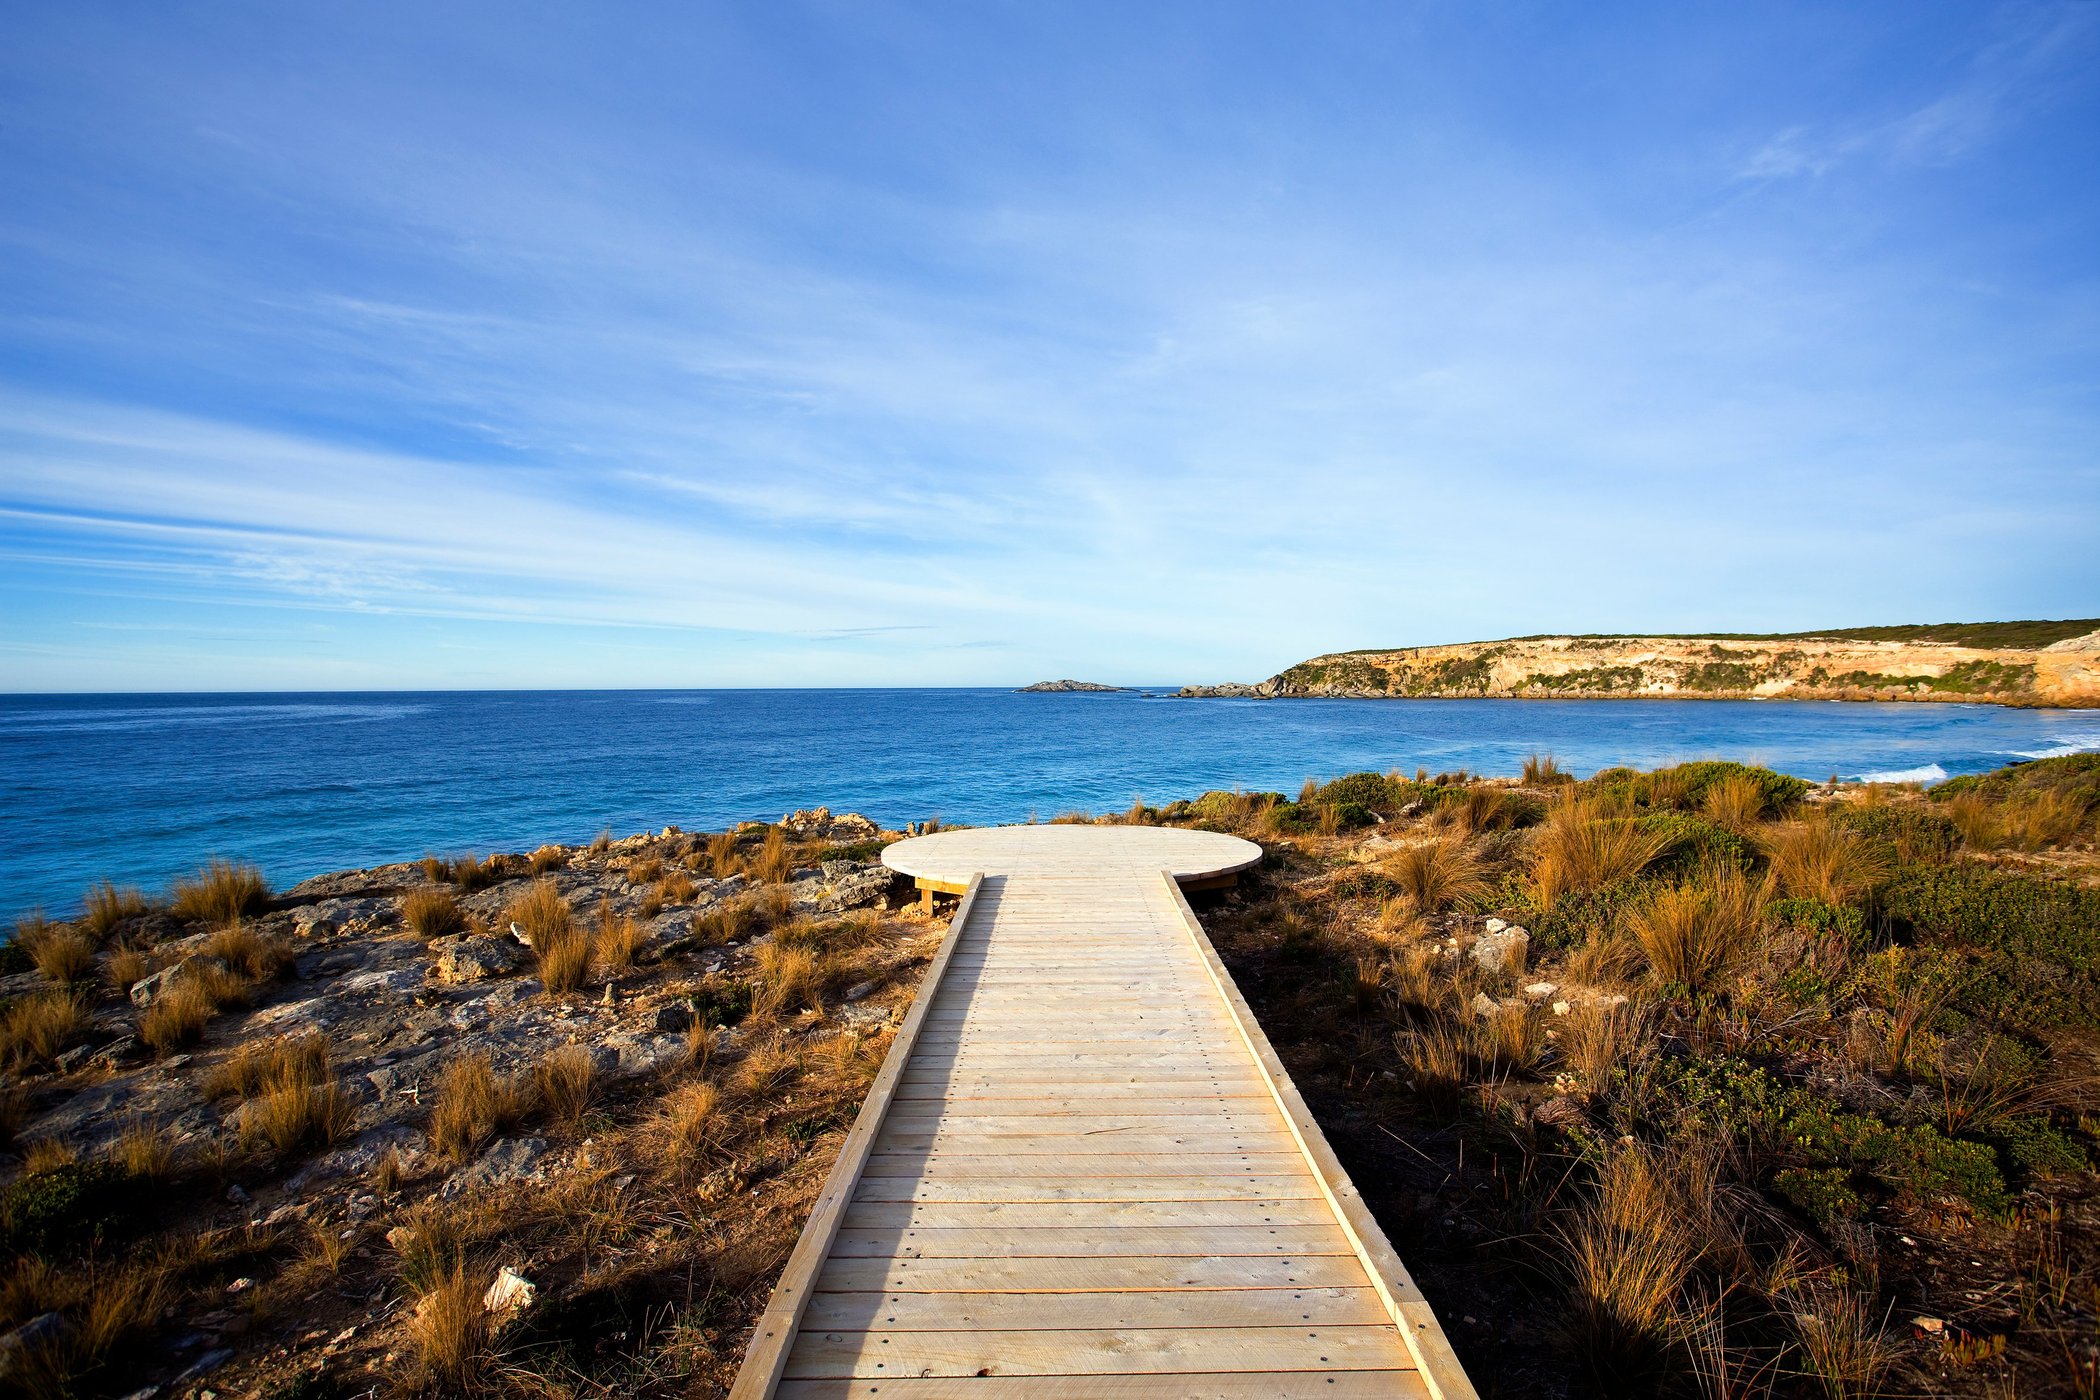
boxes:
[1524,982,1558,998]
[484,1266,536,1315]
[1552,1001,1572,1016]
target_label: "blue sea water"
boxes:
[4,689,2098,918]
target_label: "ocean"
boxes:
[4,689,2097,918]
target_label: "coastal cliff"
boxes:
[1179,621,2100,708]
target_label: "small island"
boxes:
[1015,679,1129,693]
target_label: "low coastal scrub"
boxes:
[1181,752,2100,1397]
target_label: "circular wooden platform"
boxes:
[881,824,1263,885]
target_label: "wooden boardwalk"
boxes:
[732,826,1474,1399]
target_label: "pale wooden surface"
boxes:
[734,826,1474,1399]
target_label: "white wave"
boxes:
[2010,735,2100,760]
[1849,763,1948,785]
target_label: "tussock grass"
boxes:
[109,1119,181,1180]
[1784,1281,1898,1399]
[103,945,150,995]
[1761,818,1889,905]
[533,1044,598,1125]
[1386,837,1486,912]
[696,895,759,946]
[1628,864,1770,993]
[429,1051,533,1163]
[140,979,216,1056]
[596,903,644,971]
[1564,999,1648,1091]
[243,1072,354,1155]
[706,829,742,878]
[657,871,697,905]
[402,887,467,939]
[407,1262,492,1391]
[1523,753,1567,785]
[18,918,97,984]
[1474,1003,1549,1076]
[731,1036,802,1100]
[20,1137,78,1174]
[753,827,793,884]
[626,855,663,885]
[656,1080,722,1173]
[508,879,590,992]
[205,922,294,981]
[3,991,86,1072]
[207,1034,330,1100]
[1701,773,1769,832]
[1395,1021,1470,1115]
[2003,788,2089,852]
[1556,1144,1696,1387]
[170,858,270,926]
[528,844,567,873]
[754,943,824,1015]
[1940,791,2000,850]
[80,881,149,940]
[1531,795,1672,906]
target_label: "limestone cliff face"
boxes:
[1230,627,2100,708]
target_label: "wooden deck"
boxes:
[731,826,1474,1399]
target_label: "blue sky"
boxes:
[2,2,2096,690]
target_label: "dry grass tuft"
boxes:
[103,945,150,995]
[1522,753,1567,785]
[1941,791,2000,850]
[1557,1144,1696,1387]
[3,991,86,1072]
[732,1036,802,1100]
[1564,999,1649,1091]
[80,881,150,940]
[1701,773,1769,832]
[595,903,644,971]
[1531,795,1673,906]
[205,921,294,981]
[1474,1003,1549,1076]
[402,887,467,940]
[109,1119,181,1180]
[656,1080,722,1171]
[532,1044,598,1125]
[140,978,218,1056]
[753,827,793,884]
[626,855,664,885]
[754,943,824,1015]
[17,918,98,985]
[528,844,567,873]
[2002,789,2090,852]
[658,870,697,905]
[429,1051,532,1163]
[1386,837,1486,912]
[1395,1020,1470,1115]
[221,1036,354,1155]
[406,1262,493,1390]
[170,858,270,926]
[1627,864,1770,993]
[21,1136,79,1175]
[509,879,589,993]
[707,829,742,878]
[445,852,499,891]
[1761,818,1890,905]
[1784,1281,1898,1399]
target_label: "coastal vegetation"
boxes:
[0,769,2092,1395]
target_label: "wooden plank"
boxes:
[782,1324,1414,1377]
[860,1152,1311,1176]
[851,1175,1327,1203]
[800,1286,1389,1332]
[826,1225,1355,1258]
[777,1373,1428,1399]
[814,1254,1375,1294]
[726,875,986,1400]
[840,1200,1343,1231]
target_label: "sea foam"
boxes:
[1850,763,1949,785]
[2012,735,2100,761]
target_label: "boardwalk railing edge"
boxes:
[728,871,987,1400]
[1161,870,1482,1400]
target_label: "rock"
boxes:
[1532,1096,1587,1128]
[1484,918,1508,934]
[1471,926,1530,976]
[129,959,197,1007]
[1523,982,1558,999]
[441,1137,550,1199]
[844,980,877,1002]
[173,1347,233,1384]
[338,966,425,996]
[483,1266,536,1315]
[225,1184,250,1205]
[777,807,882,841]
[92,1035,141,1068]
[652,1002,695,1034]
[1469,991,1498,1019]
[54,1044,95,1074]
[1551,1001,1572,1016]
[0,1312,68,1379]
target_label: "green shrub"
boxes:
[1981,1117,2089,1181]
[1310,772,1404,812]
[2,1160,136,1254]
[1935,753,2100,809]
[1584,761,1809,814]
[1879,863,2100,1032]
[1773,1165,1863,1227]
[1769,897,1869,946]
[1524,879,1645,952]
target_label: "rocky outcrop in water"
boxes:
[1016,679,1128,692]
